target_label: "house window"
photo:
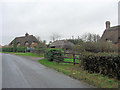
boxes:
[32,42,34,44]
[31,41,38,48]
[17,42,20,47]
[25,41,29,46]
[11,43,13,46]
[106,39,112,43]
[107,40,112,43]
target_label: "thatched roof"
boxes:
[9,33,39,46]
[50,40,74,49]
[101,25,120,44]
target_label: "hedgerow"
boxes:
[2,47,13,52]
[81,53,120,80]
[16,47,27,52]
[2,47,27,52]
[44,48,64,62]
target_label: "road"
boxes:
[2,53,93,88]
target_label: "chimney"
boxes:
[106,21,110,29]
[25,33,29,36]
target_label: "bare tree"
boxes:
[81,33,88,42]
[81,33,100,42]
[35,36,47,48]
[35,36,41,42]
[50,33,62,42]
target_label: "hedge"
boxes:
[2,47,13,52]
[2,47,27,52]
[81,53,120,80]
[16,47,27,52]
[44,48,64,62]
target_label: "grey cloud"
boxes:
[1,0,118,45]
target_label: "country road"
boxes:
[2,53,94,88]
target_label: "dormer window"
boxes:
[32,42,35,44]
[106,39,112,43]
[25,41,29,46]
[17,42,20,47]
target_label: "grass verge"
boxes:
[38,58,119,88]
[2,52,44,57]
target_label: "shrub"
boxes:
[81,53,120,80]
[16,47,27,52]
[73,41,118,53]
[2,47,13,52]
[44,48,64,62]
[2,47,27,52]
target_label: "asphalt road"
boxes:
[2,53,93,88]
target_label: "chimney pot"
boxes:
[106,21,110,29]
[25,33,29,36]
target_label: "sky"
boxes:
[0,0,119,45]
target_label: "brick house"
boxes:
[101,21,120,45]
[9,33,39,48]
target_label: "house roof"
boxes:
[50,40,74,48]
[9,33,39,46]
[101,25,120,43]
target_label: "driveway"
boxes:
[2,53,94,88]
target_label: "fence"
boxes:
[53,52,81,65]
[31,49,45,55]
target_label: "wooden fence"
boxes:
[53,52,82,65]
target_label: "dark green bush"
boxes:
[44,48,64,62]
[2,47,13,52]
[81,53,120,80]
[16,47,27,52]
[2,47,27,52]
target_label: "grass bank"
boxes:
[2,52,44,57]
[38,59,119,88]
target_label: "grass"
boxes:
[64,58,81,63]
[2,52,44,57]
[38,59,119,88]
[15,53,44,57]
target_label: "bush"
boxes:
[2,47,27,52]
[16,47,27,52]
[44,48,64,62]
[2,47,13,52]
[81,53,120,80]
[73,41,118,53]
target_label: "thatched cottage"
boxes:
[9,33,39,47]
[101,21,120,44]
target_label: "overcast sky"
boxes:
[0,0,119,45]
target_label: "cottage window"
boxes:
[11,43,13,46]
[17,42,20,47]
[25,41,29,46]
[107,40,112,43]
[32,42,35,44]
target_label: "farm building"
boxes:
[50,40,74,50]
